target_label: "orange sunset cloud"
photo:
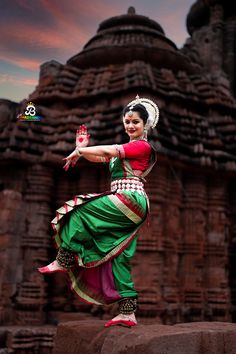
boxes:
[0,0,194,102]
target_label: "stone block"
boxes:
[53,320,236,354]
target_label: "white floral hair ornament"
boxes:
[127,95,159,136]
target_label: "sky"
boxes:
[0,0,195,103]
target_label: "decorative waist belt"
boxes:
[111,178,145,195]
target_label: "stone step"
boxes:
[53,320,236,354]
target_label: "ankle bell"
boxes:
[118,298,137,315]
[56,248,75,269]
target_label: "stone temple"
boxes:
[1,0,236,352]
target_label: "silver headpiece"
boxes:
[127,95,159,131]
[128,104,134,117]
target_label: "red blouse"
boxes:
[119,140,151,174]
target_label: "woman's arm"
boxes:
[63,145,118,165]
[79,145,118,159]
[82,154,110,163]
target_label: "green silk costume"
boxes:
[51,142,156,305]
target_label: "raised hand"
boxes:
[63,125,90,171]
[76,125,90,148]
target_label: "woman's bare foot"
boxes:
[38,260,67,274]
[105,313,137,327]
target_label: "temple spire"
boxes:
[127,6,135,15]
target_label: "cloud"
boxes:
[0,0,106,72]
[0,73,37,86]
[0,0,195,102]
[0,0,132,102]
[0,54,42,72]
[0,21,86,71]
[40,0,121,25]
[0,21,73,52]
[17,0,34,11]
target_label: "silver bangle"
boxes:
[75,148,82,157]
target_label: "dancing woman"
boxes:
[38,96,159,327]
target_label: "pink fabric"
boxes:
[76,261,121,304]
[122,140,151,171]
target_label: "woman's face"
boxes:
[123,111,145,140]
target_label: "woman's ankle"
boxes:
[56,248,75,269]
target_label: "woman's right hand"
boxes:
[63,125,90,171]
[76,125,90,148]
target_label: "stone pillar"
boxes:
[190,3,224,77]
[179,175,207,322]
[133,164,168,318]
[138,164,168,251]
[209,3,224,73]
[205,178,230,321]
[223,20,236,96]
[0,190,24,324]
[162,165,183,324]
[15,164,54,325]
[229,181,236,321]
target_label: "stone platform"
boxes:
[53,320,236,354]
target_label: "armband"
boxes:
[113,144,125,158]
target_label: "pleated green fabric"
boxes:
[60,191,146,274]
[51,143,156,303]
[112,236,138,298]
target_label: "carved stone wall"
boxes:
[0,5,236,329]
[132,165,232,324]
[0,189,24,324]
[186,0,236,96]
[179,175,207,321]
[229,181,236,321]
[0,163,55,325]
[0,326,56,354]
[205,178,230,321]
